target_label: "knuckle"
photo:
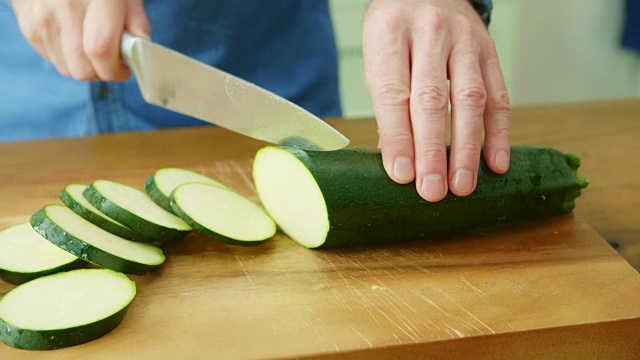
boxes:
[421,9,447,35]
[453,84,487,109]
[380,128,413,150]
[455,141,481,159]
[486,126,511,142]
[415,142,447,164]
[59,0,78,14]
[488,90,511,113]
[374,83,410,107]
[411,85,449,112]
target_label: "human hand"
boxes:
[363,0,511,202]
[12,0,150,81]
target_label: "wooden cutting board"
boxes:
[2,98,640,358]
[0,155,639,359]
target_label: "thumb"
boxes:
[125,0,151,40]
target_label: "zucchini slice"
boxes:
[31,205,166,275]
[0,268,136,350]
[145,167,228,213]
[252,146,589,248]
[170,183,276,246]
[0,223,84,285]
[84,179,192,242]
[60,183,151,242]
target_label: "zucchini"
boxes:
[31,205,166,275]
[83,179,192,242]
[0,223,84,285]
[60,183,151,242]
[0,268,135,350]
[145,167,228,213]
[170,183,276,246]
[252,146,589,248]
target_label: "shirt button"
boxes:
[96,83,110,99]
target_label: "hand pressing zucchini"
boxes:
[145,167,228,213]
[84,179,192,242]
[60,184,152,242]
[0,269,135,350]
[31,205,166,275]
[252,146,589,248]
[0,223,84,285]
[170,183,276,246]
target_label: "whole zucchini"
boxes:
[252,145,588,248]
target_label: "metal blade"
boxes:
[121,33,349,151]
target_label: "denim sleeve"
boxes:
[470,0,493,26]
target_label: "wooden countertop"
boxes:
[0,98,639,359]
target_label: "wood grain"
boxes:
[0,98,639,358]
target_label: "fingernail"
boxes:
[393,157,415,182]
[495,150,509,172]
[452,168,474,195]
[421,174,445,201]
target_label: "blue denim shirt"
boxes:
[0,0,341,142]
[0,0,492,143]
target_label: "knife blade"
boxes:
[120,32,350,151]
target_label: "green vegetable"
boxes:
[145,167,228,213]
[60,184,152,242]
[83,179,192,242]
[0,269,135,350]
[252,145,589,248]
[170,183,276,246]
[31,205,166,275]
[0,223,84,285]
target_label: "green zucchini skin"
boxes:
[30,209,161,275]
[0,260,85,286]
[83,183,191,242]
[59,185,153,243]
[268,145,588,248]
[144,177,174,213]
[0,306,130,351]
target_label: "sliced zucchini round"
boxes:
[253,147,329,248]
[60,183,151,242]
[170,183,276,246]
[31,205,166,275]
[145,167,228,213]
[84,179,192,242]
[0,268,136,350]
[0,223,84,285]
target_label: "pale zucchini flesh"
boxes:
[170,183,276,246]
[0,223,84,285]
[0,268,135,350]
[84,179,192,242]
[145,167,228,213]
[31,205,166,275]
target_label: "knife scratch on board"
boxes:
[434,287,496,334]
[234,254,255,289]
[461,276,488,297]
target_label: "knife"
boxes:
[120,32,350,151]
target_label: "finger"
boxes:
[12,3,48,59]
[363,10,414,185]
[40,13,70,77]
[448,43,486,197]
[481,48,511,174]
[125,0,151,40]
[59,1,97,80]
[409,16,451,202]
[83,0,129,81]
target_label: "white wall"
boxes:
[329,0,640,117]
